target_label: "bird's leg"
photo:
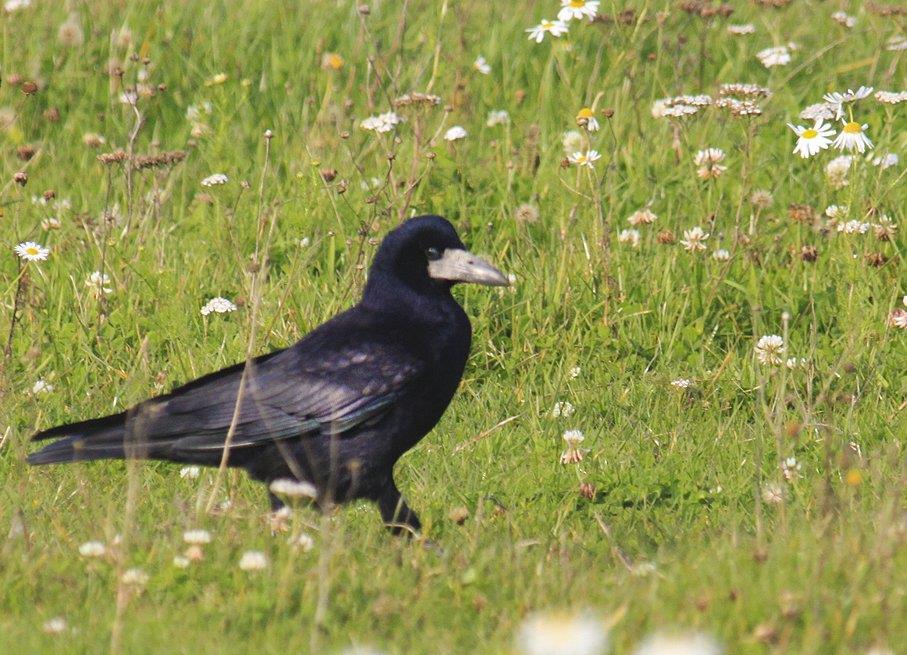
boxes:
[377,481,421,536]
[268,492,291,534]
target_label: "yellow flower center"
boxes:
[577,107,594,119]
[801,128,818,139]
[327,54,343,70]
[842,121,862,134]
[570,0,586,7]
[542,20,554,29]
[26,247,39,255]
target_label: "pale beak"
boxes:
[428,249,510,287]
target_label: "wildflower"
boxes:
[360,111,403,133]
[871,153,898,169]
[321,52,344,70]
[694,148,727,179]
[755,335,785,365]
[551,401,576,418]
[889,309,907,329]
[515,203,540,224]
[680,226,709,252]
[269,478,317,500]
[756,46,791,68]
[184,545,204,562]
[85,271,113,297]
[660,104,699,118]
[727,23,755,35]
[627,208,657,226]
[4,0,31,11]
[179,466,200,479]
[825,204,848,220]
[799,102,837,122]
[183,529,212,545]
[618,229,640,248]
[557,0,599,22]
[392,92,441,109]
[831,11,856,28]
[785,357,806,369]
[14,241,50,262]
[238,550,268,571]
[525,19,569,43]
[750,190,773,208]
[57,14,84,47]
[562,130,584,153]
[837,220,870,234]
[781,456,801,481]
[43,617,67,635]
[873,215,897,241]
[515,610,609,655]
[718,83,771,99]
[712,248,731,261]
[560,429,586,464]
[886,35,907,51]
[825,155,853,188]
[761,482,786,504]
[288,533,315,551]
[78,541,106,557]
[444,126,467,141]
[200,297,237,316]
[634,632,722,655]
[569,366,581,379]
[121,568,149,586]
[657,230,676,245]
[823,87,873,119]
[119,90,138,106]
[473,56,491,75]
[568,149,601,168]
[204,73,228,86]
[874,90,907,105]
[787,120,835,158]
[576,107,600,132]
[201,173,228,187]
[32,379,53,395]
[486,110,510,127]
[172,555,191,568]
[671,378,693,389]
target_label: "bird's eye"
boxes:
[425,247,442,261]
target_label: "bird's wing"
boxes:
[126,341,425,454]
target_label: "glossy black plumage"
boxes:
[28,215,506,534]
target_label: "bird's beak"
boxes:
[428,249,510,287]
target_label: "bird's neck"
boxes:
[361,272,455,320]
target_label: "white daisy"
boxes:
[525,19,569,43]
[557,0,599,22]
[200,297,237,316]
[14,241,50,262]
[200,173,228,187]
[85,271,113,297]
[238,550,268,571]
[568,149,601,168]
[473,56,491,75]
[755,335,785,365]
[443,126,467,141]
[823,86,873,119]
[680,226,709,252]
[833,120,873,153]
[787,120,835,158]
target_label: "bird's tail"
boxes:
[28,412,134,465]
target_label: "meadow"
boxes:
[1,0,905,653]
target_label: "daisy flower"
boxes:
[14,241,50,262]
[755,335,785,365]
[200,173,228,187]
[568,149,601,168]
[833,120,873,153]
[576,107,600,132]
[823,86,873,120]
[443,126,467,141]
[557,0,599,22]
[526,19,568,43]
[787,120,835,158]
[680,226,709,252]
[473,56,491,75]
[200,297,237,316]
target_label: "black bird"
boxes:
[28,215,508,534]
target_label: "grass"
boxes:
[1,0,905,653]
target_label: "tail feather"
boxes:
[28,412,134,465]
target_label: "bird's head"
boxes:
[365,215,509,302]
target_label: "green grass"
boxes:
[1,0,905,653]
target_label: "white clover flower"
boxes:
[694,148,725,165]
[680,226,709,252]
[238,550,268,571]
[831,11,856,28]
[444,126,467,141]
[785,357,806,369]
[121,568,149,586]
[712,248,730,261]
[568,149,601,168]
[200,173,228,187]
[755,335,785,365]
[727,23,755,35]
[288,533,315,551]
[78,541,106,557]
[557,0,599,22]
[618,229,640,248]
[552,401,576,418]
[787,120,835,158]
[825,155,853,188]
[14,241,50,262]
[781,456,802,481]
[833,120,873,153]
[526,19,569,43]
[825,205,848,219]
[890,309,907,329]
[560,429,587,464]
[628,208,657,226]
[42,617,67,635]
[85,271,113,297]
[634,632,722,655]
[874,90,907,105]
[762,481,787,504]
[473,56,491,75]
[200,297,237,316]
[823,86,873,119]
[569,366,581,379]
[183,529,212,545]
[486,110,510,127]
[516,610,609,655]
[269,478,318,500]
[756,46,791,68]
[837,220,870,235]
[32,379,54,395]
[179,466,200,479]
[562,130,584,153]
[671,378,693,389]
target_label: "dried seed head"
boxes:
[800,245,819,262]
[13,171,28,186]
[787,203,814,223]
[865,252,887,268]
[320,168,337,182]
[21,81,39,95]
[43,107,61,122]
[16,145,35,161]
[97,150,128,165]
[579,482,596,499]
[657,229,676,244]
